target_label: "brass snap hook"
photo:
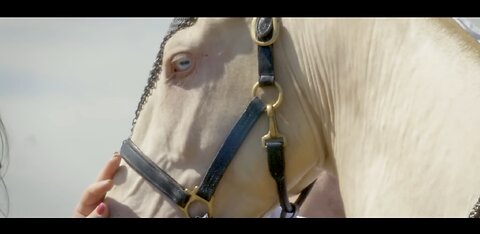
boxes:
[251,82,287,147]
[261,104,287,147]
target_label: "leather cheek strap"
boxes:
[196,97,266,201]
[256,17,275,87]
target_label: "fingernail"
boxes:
[113,152,120,158]
[100,179,112,186]
[96,202,106,215]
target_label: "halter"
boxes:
[119,18,315,218]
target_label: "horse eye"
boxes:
[172,54,193,72]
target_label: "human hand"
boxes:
[73,153,121,218]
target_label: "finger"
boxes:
[75,179,113,217]
[96,153,121,182]
[87,202,109,218]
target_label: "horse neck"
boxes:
[283,18,480,217]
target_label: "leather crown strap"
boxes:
[120,17,315,218]
[254,17,315,218]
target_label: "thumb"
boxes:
[87,202,109,218]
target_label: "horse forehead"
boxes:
[187,18,250,39]
[164,18,253,58]
[168,18,242,36]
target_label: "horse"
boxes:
[105,18,480,217]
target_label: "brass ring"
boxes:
[250,18,280,46]
[180,186,213,218]
[251,82,283,109]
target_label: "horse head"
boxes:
[106,18,328,218]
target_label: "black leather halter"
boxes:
[120,18,315,218]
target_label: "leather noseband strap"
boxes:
[121,97,265,215]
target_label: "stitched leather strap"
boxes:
[256,17,275,87]
[120,139,190,207]
[265,138,295,216]
[266,139,318,218]
[197,97,266,201]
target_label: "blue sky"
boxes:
[0,18,172,98]
[0,18,172,217]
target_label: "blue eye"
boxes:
[172,54,193,72]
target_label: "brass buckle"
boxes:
[250,18,280,46]
[180,186,214,218]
